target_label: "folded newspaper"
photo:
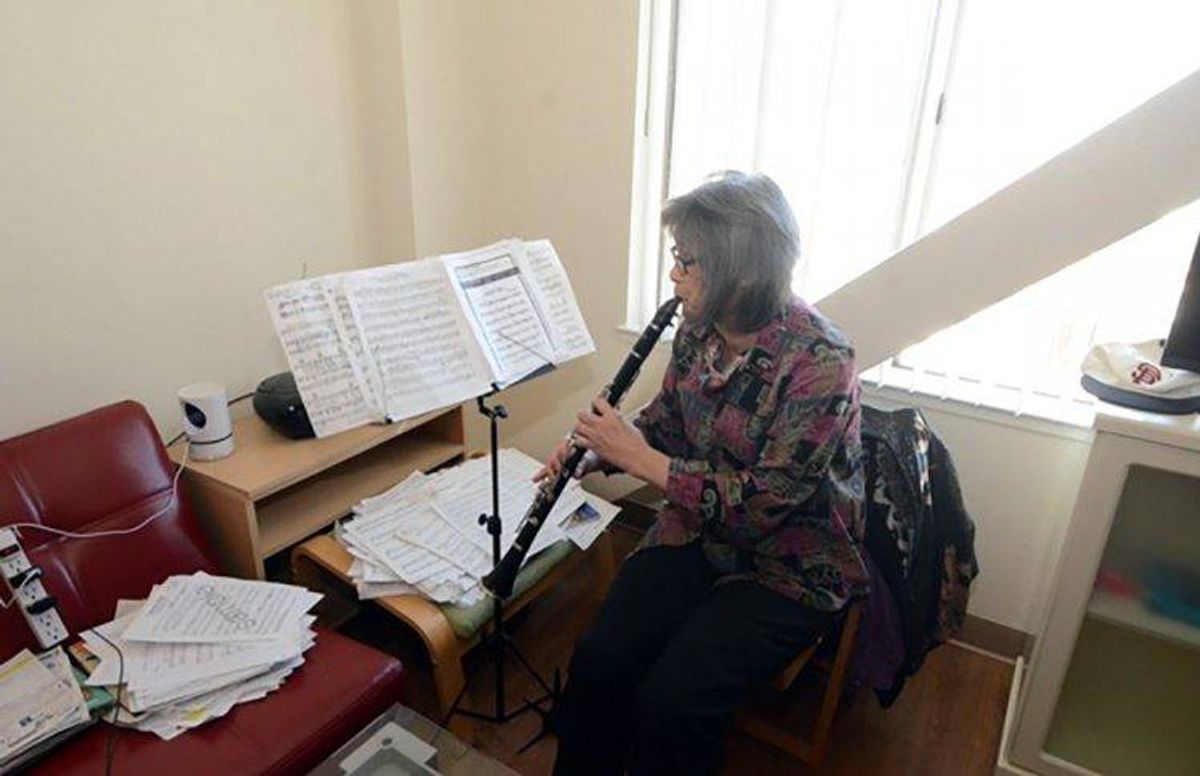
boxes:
[338,448,620,606]
[0,647,90,769]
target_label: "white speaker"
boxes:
[178,382,235,461]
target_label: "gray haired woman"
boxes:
[540,171,868,775]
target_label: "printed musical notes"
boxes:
[337,450,621,605]
[444,242,556,386]
[264,279,379,437]
[265,239,596,437]
[518,239,596,362]
[346,262,493,421]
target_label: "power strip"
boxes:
[0,528,69,648]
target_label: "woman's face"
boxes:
[669,243,705,321]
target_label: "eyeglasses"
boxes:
[670,244,697,273]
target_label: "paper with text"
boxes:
[264,239,595,437]
[345,261,493,423]
[443,241,556,386]
[517,239,596,362]
[121,574,320,644]
[264,279,379,437]
[83,613,308,694]
[0,648,88,761]
[430,449,585,559]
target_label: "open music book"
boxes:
[265,239,595,437]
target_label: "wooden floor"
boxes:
[341,523,1013,775]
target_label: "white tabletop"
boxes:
[1093,402,1200,453]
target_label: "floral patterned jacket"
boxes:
[634,296,869,611]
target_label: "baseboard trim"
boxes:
[956,614,1033,662]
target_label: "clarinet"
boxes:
[482,296,680,599]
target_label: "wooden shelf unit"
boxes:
[168,406,465,579]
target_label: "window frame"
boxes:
[625,0,1198,430]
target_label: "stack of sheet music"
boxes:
[265,239,596,438]
[339,448,621,606]
[0,647,90,769]
[75,573,320,740]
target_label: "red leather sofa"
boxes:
[0,401,404,774]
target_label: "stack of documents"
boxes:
[339,448,621,606]
[265,238,596,438]
[76,573,320,740]
[0,648,90,769]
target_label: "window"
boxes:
[629,0,1200,425]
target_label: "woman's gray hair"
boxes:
[662,171,800,334]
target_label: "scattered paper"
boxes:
[73,574,321,740]
[0,648,88,764]
[122,573,320,644]
[338,448,620,607]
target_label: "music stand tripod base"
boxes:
[443,391,561,744]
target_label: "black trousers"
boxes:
[552,542,831,776]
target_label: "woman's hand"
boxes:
[571,398,646,471]
[533,399,672,490]
[572,399,671,489]
[532,438,603,482]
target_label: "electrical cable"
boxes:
[1,443,189,541]
[228,391,254,406]
[91,628,126,776]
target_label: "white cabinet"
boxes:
[1006,406,1200,775]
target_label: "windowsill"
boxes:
[863,382,1096,443]
[616,330,1098,443]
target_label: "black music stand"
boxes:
[443,365,562,745]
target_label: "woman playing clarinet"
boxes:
[538,171,869,776]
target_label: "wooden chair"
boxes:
[292,530,616,720]
[738,601,863,765]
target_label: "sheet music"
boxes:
[517,239,596,362]
[346,261,494,423]
[328,275,386,417]
[357,470,432,513]
[121,574,321,644]
[442,241,556,386]
[337,447,620,607]
[134,656,304,738]
[343,503,485,589]
[264,279,378,437]
[83,612,306,693]
[265,239,590,436]
[430,449,584,559]
[398,507,492,576]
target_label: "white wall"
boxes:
[0,1,414,440]
[1,0,1089,634]
[396,0,662,496]
[394,0,1091,634]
